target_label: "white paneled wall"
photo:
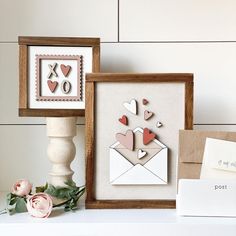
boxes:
[120,0,236,41]
[0,0,236,191]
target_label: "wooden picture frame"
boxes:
[18,36,100,117]
[85,73,193,209]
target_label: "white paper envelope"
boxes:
[109,127,168,185]
[201,138,236,179]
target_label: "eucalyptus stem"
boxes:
[53,187,85,208]
[0,208,7,215]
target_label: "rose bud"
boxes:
[12,179,32,197]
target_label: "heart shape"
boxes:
[156,121,163,128]
[116,130,134,151]
[60,64,71,77]
[123,99,137,115]
[47,80,58,93]
[142,98,148,105]
[137,149,147,159]
[144,110,154,120]
[143,128,156,145]
[118,115,128,126]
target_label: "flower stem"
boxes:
[53,187,85,208]
[0,209,7,215]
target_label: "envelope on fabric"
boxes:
[109,127,168,185]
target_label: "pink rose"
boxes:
[12,179,32,196]
[26,193,53,218]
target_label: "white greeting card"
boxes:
[200,138,236,179]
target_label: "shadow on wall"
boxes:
[101,57,134,73]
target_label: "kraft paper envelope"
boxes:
[201,138,236,179]
[178,130,236,180]
[110,127,168,185]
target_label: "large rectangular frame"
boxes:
[19,36,100,117]
[85,73,193,209]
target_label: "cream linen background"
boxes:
[95,82,185,199]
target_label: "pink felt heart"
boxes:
[143,128,156,145]
[118,115,128,126]
[47,80,58,93]
[116,130,134,151]
[144,110,154,120]
[60,64,71,77]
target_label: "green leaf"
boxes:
[45,184,77,200]
[45,184,57,196]
[36,183,48,193]
[6,193,19,206]
[9,197,18,206]
[15,198,27,213]
[64,180,76,188]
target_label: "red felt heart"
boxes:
[119,115,128,126]
[142,98,148,105]
[47,80,58,93]
[60,64,71,77]
[116,130,134,151]
[143,128,156,145]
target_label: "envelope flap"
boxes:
[179,130,236,164]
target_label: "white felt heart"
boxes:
[123,99,137,115]
[156,121,163,128]
[137,149,147,159]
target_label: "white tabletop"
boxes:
[0,192,236,236]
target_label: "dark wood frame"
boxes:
[18,36,100,117]
[85,73,194,209]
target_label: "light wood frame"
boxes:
[18,36,100,117]
[85,73,194,209]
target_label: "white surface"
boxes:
[0,0,117,42]
[201,138,236,179]
[0,192,236,236]
[120,0,236,42]
[29,46,92,109]
[177,179,236,217]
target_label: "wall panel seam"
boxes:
[2,41,236,44]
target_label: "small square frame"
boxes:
[19,36,100,117]
[85,73,193,209]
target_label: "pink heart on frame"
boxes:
[144,110,154,120]
[60,64,71,77]
[116,130,134,151]
[47,80,58,93]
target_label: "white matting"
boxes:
[29,46,92,109]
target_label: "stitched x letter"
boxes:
[47,63,58,78]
